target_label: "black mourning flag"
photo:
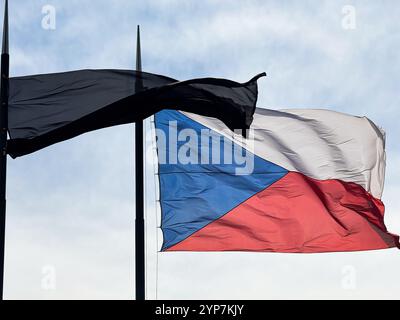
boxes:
[7,69,265,158]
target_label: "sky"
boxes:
[3,0,400,299]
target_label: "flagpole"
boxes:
[0,0,9,301]
[135,25,145,300]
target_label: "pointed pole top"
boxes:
[136,25,142,72]
[2,0,8,55]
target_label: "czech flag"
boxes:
[155,108,399,253]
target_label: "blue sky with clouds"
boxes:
[3,0,400,299]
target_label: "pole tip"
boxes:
[136,25,142,72]
[2,0,8,54]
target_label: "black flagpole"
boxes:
[0,0,8,301]
[135,25,145,300]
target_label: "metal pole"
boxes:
[0,0,9,301]
[135,25,145,301]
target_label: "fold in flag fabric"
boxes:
[8,69,265,158]
[155,108,400,253]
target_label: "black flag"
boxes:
[7,69,265,158]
